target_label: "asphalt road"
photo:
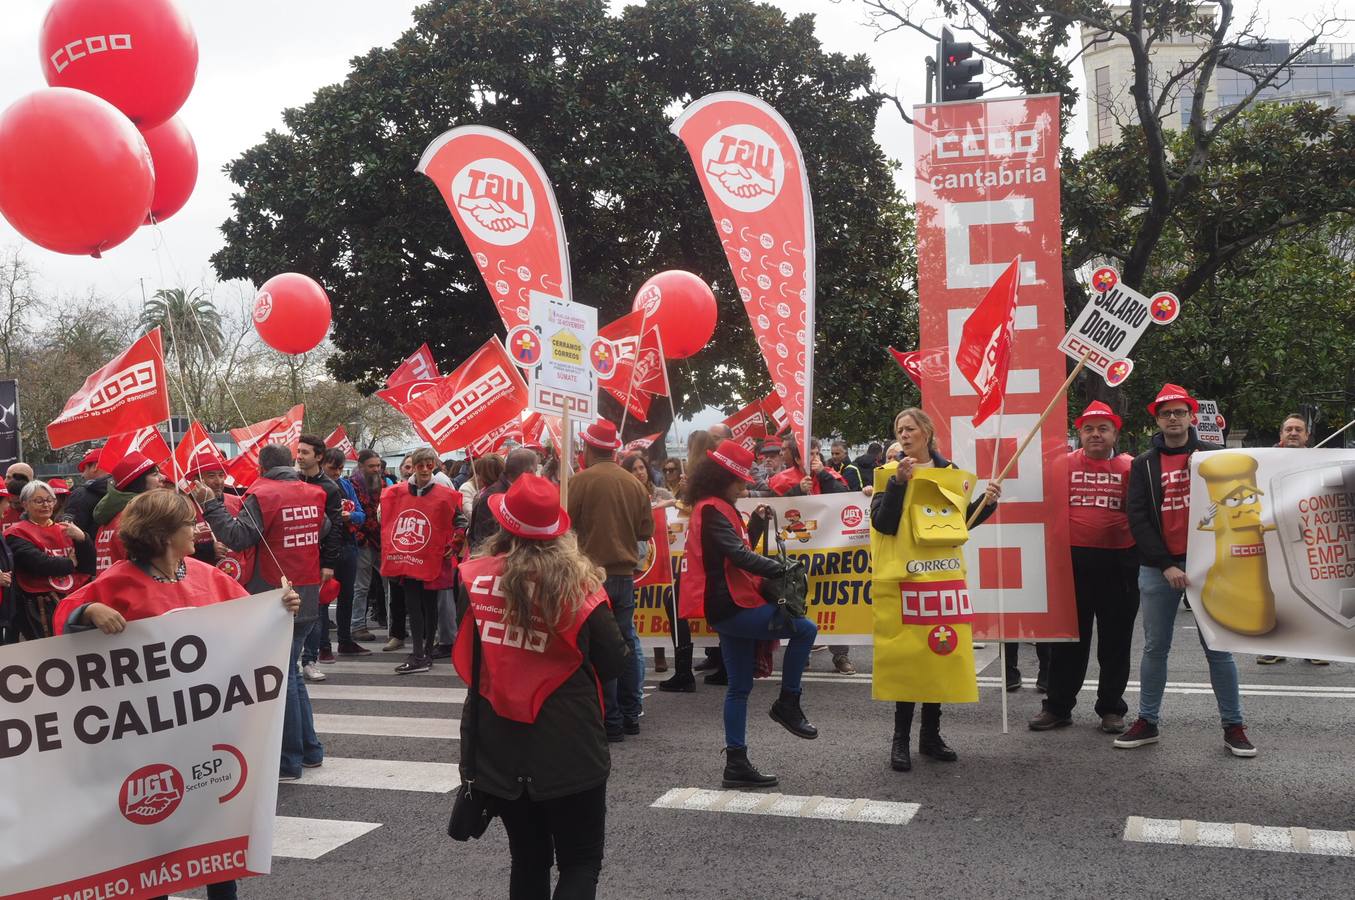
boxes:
[171,604,1355,899]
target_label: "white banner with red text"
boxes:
[0,592,291,899]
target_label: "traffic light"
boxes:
[938,27,983,102]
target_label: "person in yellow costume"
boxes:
[870,408,1000,772]
[1197,453,1277,635]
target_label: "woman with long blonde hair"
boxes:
[454,474,626,900]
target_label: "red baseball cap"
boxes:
[1147,383,1199,417]
[186,452,226,477]
[708,442,756,483]
[1074,400,1123,431]
[489,474,570,540]
[79,448,102,471]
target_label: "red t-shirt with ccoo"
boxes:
[1158,450,1192,557]
[1067,450,1134,549]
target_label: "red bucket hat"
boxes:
[186,451,226,477]
[489,473,571,540]
[79,448,102,472]
[708,442,756,483]
[1074,400,1123,431]
[580,419,622,451]
[48,477,71,496]
[1147,383,1199,417]
[111,451,157,490]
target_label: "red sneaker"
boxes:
[318,647,336,664]
[1112,717,1160,748]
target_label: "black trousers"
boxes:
[400,578,437,658]
[894,701,942,737]
[387,577,407,639]
[661,581,692,650]
[332,544,358,645]
[498,782,607,900]
[1044,546,1141,718]
[1004,641,1051,682]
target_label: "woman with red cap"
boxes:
[454,473,626,899]
[7,479,89,639]
[679,441,819,788]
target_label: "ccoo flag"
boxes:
[954,257,1021,427]
[47,329,170,450]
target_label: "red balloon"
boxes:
[140,117,197,223]
[631,270,718,360]
[253,273,332,355]
[0,87,153,257]
[40,0,198,128]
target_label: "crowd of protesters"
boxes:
[0,386,1333,898]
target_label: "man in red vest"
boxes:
[195,442,333,781]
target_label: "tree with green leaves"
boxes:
[212,0,916,441]
[862,0,1355,436]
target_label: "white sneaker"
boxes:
[302,662,327,682]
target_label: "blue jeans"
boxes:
[602,575,644,729]
[1137,566,1244,726]
[303,607,332,664]
[715,604,818,749]
[282,622,324,776]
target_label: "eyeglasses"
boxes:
[28,497,56,505]
[1156,408,1192,419]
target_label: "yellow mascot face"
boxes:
[907,472,972,547]
[1199,452,1265,532]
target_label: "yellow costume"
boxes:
[871,461,979,703]
[1197,453,1276,635]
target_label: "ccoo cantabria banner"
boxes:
[0,593,291,899]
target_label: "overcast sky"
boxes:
[0,0,1337,312]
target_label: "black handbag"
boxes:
[447,624,496,841]
[757,510,808,619]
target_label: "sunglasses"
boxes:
[664,466,678,473]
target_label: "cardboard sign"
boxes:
[1058,266,1180,384]
[1196,399,1225,444]
[527,291,598,422]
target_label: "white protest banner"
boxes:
[0,592,291,899]
[525,291,599,422]
[1196,399,1226,444]
[1057,266,1181,384]
[1186,448,1355,662]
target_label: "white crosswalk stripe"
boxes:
[1124,816,1355,857]
[290,756,460,792]
[308,683,466,703]
[653,788,918,825]
[314,713,458,739]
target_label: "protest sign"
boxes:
[1196,399,1226,445]
[1058,266,1180,384]
[1186,448,1355,662]
[526,291,599,422]
[0,592,290,899]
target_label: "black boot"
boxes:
[703,665,728,686]
[890,732,912,772]
[658,646,696,693]
[769,689,818,739]
[919,703,958,762]
[722,747,778,788]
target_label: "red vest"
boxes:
[769,466,845,496]
[94,512,127,574]
[678,496,763,619]
[1,505,21,534]
[379,482,460,582]
[7,520,90,596]
[246,477,325,586]
[452,554,607,724]
[215,493,257,584]
[54,557,249,636]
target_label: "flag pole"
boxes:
[966,353,1089,528]
[559,403,572,508]
[617,311,648,438]
[1315,418,1355,448]
[994,401,1009,736]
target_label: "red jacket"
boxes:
[54,557,249,635]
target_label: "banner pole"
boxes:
[618,312,648,438]
[994,403,1008,736]
[966,354,1088,528]
[1315,417,1355,448]
[559,404,571,508]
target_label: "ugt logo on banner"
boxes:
[701,124,786,210]
[452,158,535,244]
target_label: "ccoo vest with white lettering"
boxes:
[677,496,763,620]
[379,481,460,582]
[452,554,608,724]
[246,477,325,586]
[94,512,127,575]
[8,520,89,595]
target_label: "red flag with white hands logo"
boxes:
[672,93,815,455]
[173,420,226,480]
[889,346,951,389]
[401,337,530,454]
[954,257,1021,427]
[326,425,359,462]
[417,127,573,331]
[722,398,767,451]
[47,329,171,450]
[97,426,172,478]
